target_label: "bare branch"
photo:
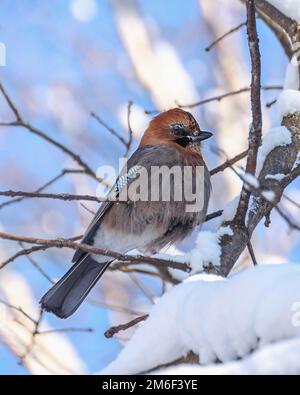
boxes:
[104,314,149,338]
[0,231,191,272]
[0,82,108,185]
[0,245,54,270]
[0,83,22,122]
[234,0,262,225]
[91,111,128,147]
[210,149,248,175]
[255,0,298,40]
[274,205,300,231]
[126,100,133,156]
[247,240,258,266]
[266,98,277,108]
[0,299,36,324]
[19,242,55,284]
[0,190,104,202]
[175,85,281,109]
[37,328,93,335]
[204,210,223,222]
[282,193,300,210]
[0,168,85,210]
[0,235,82,270]
[205,21,246,52]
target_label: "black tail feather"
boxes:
[40,255,111,318]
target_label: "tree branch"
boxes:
[0,169,85,210]
[175,85,281,109]
[91,111,128,147]
[126,100,134,156]
[234,0,262,225]
[0,82,108,185]
[205,21,246,52]
[104,314,149,338]
[210,149,248,175]
[0,190,105,202]
[0,232,191,272]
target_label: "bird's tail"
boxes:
[40,255,111,318]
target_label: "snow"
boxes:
[266,173,285,181]
[207,196,239,231]
[284,61,299,90]
[268,0,300,22]
[155,337,300,375]
[256,126,292,175]
[100,264,300,375]
[243,172,260,189]
[190,227,230,271]
[155,197,240,281]
[292,151,300,171]
[172,226,233,277]
[277,90,300,119]
[261,190,276,202]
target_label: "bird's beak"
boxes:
[191,130,213,142]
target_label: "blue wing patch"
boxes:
[114,165,142,194]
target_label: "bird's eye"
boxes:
[171,123,187,137]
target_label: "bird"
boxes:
[40,108,212,318]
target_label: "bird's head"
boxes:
[140,108,212,153]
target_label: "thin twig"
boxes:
[0,235,82,269]
[80,202,96,215]
[19,242,55,284]
[109,263,161,278]
[1,245,54,269]
[0,83,22,121]
[126,100,133,156]
[247,240,258,265]
[129,273,154,304]
[274,205,300,231]
[0,299,36,324]
[0,190,106,202]
[204,210,223,222]
[174,85,281,110]
[37,328,93,335]
[0,82,107,184]
[0,169,85,210]
[205,21,246,51]
[266,98,277,108]
[282,193,300,210]
[19,309,43,364]
[91,112,128,147]
[210,149,248,175]
[104,314,149,338]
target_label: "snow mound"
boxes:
[101,264,300,375]
[155,337,300,375]
[277,90,300,119]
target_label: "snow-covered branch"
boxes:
[101,264,300,374]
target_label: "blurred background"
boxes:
[0,0,298,374]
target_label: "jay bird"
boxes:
[40,108,212,318]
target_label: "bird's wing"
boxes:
[72,146,153,263]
